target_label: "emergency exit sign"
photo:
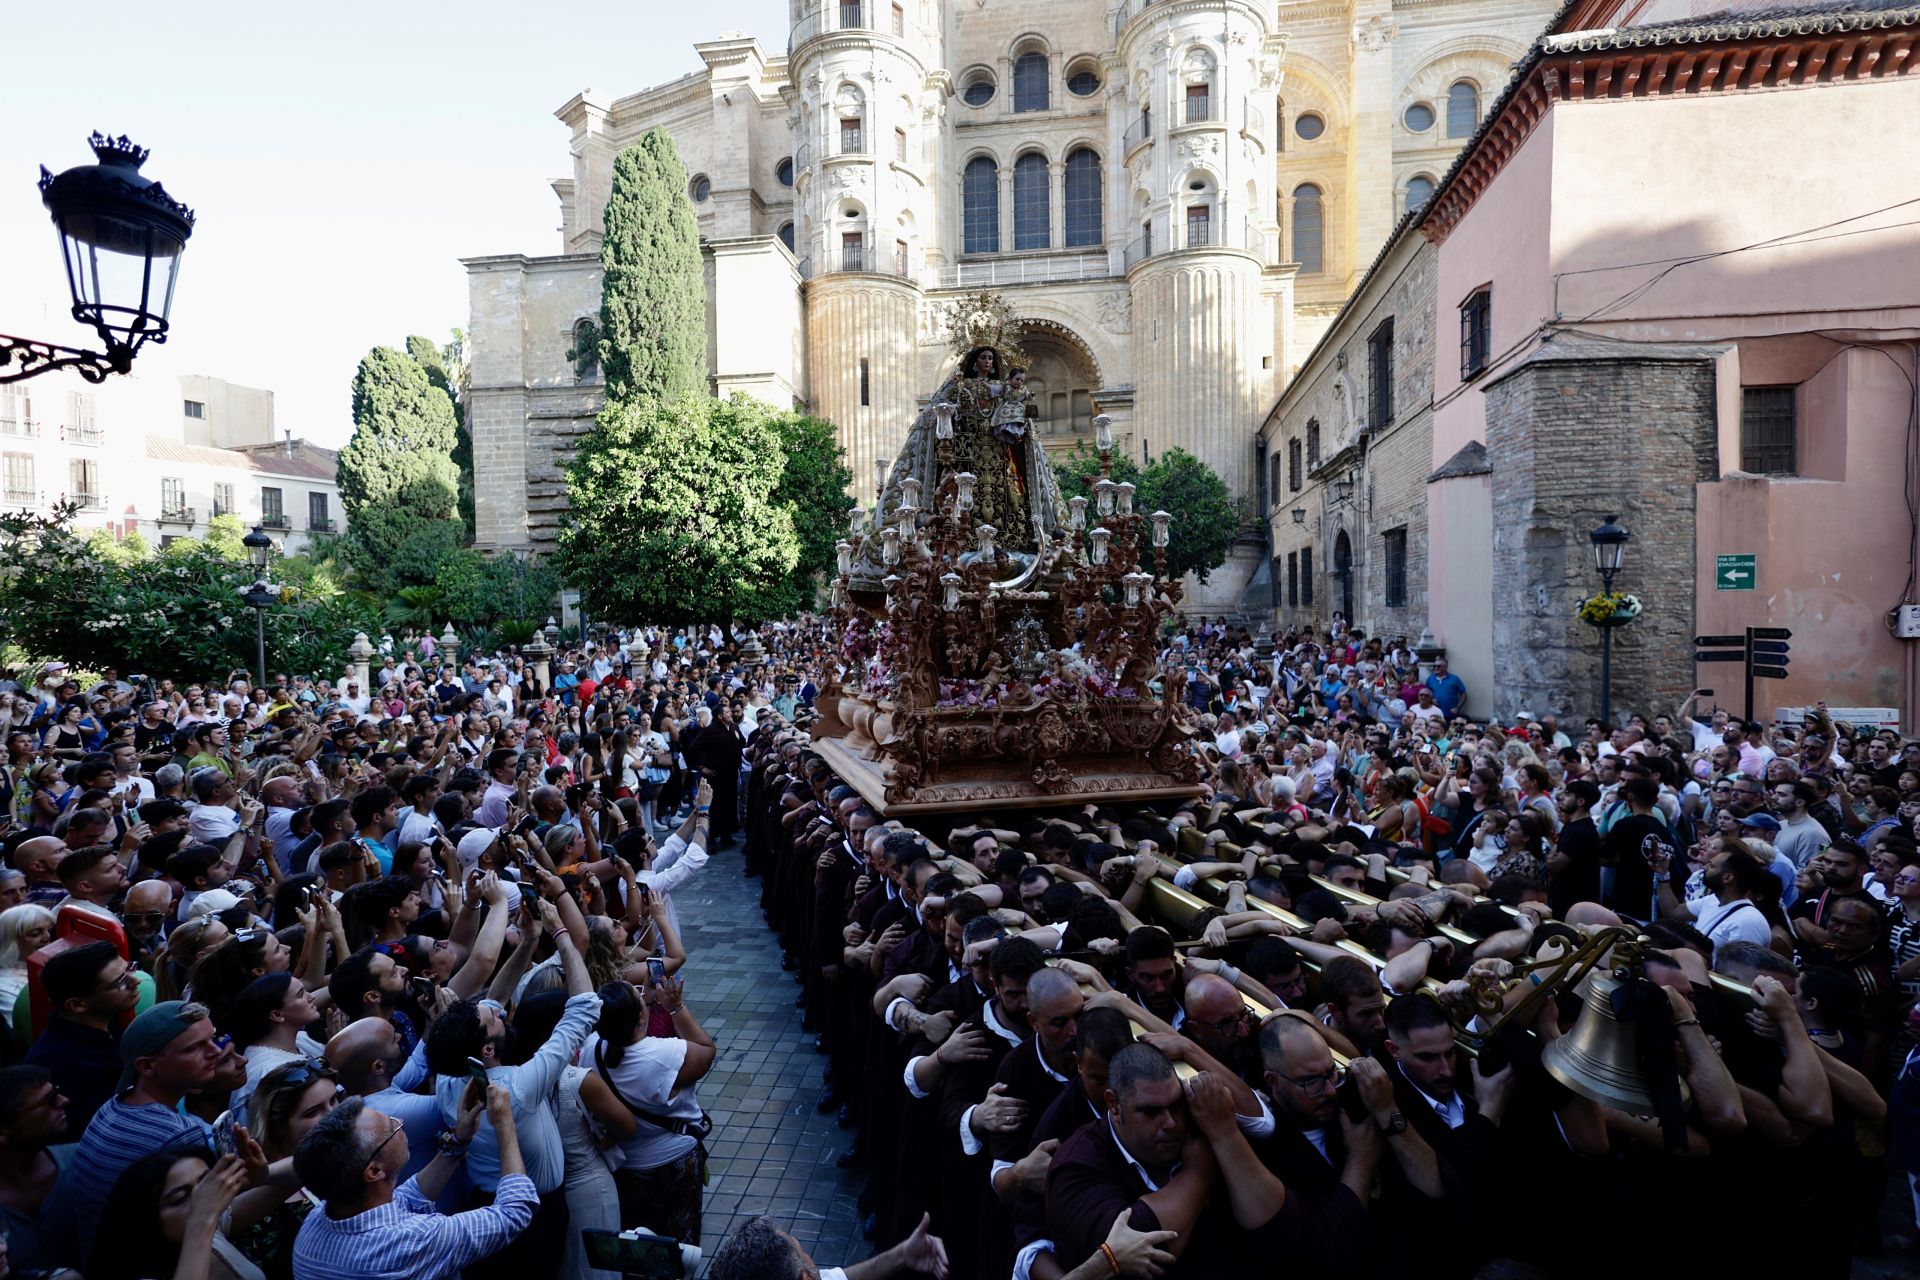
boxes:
[1715,554,1755,591]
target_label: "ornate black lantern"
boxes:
[2,133,195,383]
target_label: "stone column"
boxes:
[1049,160,1066,252]
[524,636,554,695]
[439,623,460,669]
[347,633,373,696]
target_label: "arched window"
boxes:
[1405,175,1435,213]
[963,156,999,254]
[1306,419,1320,466]
[1012,52,1049,113]
[1447,81,1479,138]
[1292,184,1323,274]
[1012,152,1050,250]
[778,221,795,251]
[571,318,599,380]
[1063,148,1102,248]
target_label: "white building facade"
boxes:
[0,373,345,556]
[467,0,1555,612]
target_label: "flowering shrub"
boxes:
[0,505,380,680]
[1577,592,1643,626]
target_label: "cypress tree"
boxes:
[336,345,464,593]
[598,128,709,407]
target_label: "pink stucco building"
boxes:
[1411,0,1920,725]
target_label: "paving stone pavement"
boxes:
[674,841,871,1275]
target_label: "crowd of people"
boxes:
[0,613,1917,1280]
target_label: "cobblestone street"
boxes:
[673,845,869,1275]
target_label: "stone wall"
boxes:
[1482,345,1721,724]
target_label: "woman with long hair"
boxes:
[579,979,717,1245]
[90,1145,261,1280]
[0,905,54,1030]
[187,929,291,1031]
[155,916,232,1003]
[233,1059,335,1280]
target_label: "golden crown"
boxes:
[941,291,1027,371]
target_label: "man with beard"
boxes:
[0,1066,71,1273]
[1180,974,1260,1086]
[328,945,424,1053]
[1792,841,1879,950]
[1653,846,1772,956]
[425,899,601,1280]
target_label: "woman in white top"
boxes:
[0,905,54,1030]
[577,979,717,1245]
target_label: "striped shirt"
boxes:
[59,1094,213,1265]
[291,1171,537,1280]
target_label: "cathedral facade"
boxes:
[465,0,1556,611]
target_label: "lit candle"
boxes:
[1150,510,1172,548]
[835,540,853,575]
[830,579,848,606]
[900,477,922,509]
[850,508,870,537]
[932,403,955,441]
[875,456,891,495]
[897,504,920,532]
[1089,527,1111,565]
[1123,575,1142,608]
[1093,479,1117,517]
[1114,482,1135,516]
[881,527,901,565]
[941,572,963,611]
[977,523,998,559]
[954,471,976,511]
[1093,414,1113,453]
[1067,496,1088,530]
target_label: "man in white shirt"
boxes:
[1656,847,1773,956]
[187,768,244,844]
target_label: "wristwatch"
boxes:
[1376,1109,1408,1136]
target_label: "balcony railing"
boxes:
[0,418,40,439]
[62,423,104,445]
[936,253,1112,289]
[789,2,887,55]
[3,488,34,506]
[1123,114,1152,153]
[799,248,919,281]
[261,512,291,530]
[68,492,104,510]
[309,517,336,533]
[158,506,195,526]
[1125,219,1271,269]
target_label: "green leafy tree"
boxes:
[597,129,708,407]
[739,410,854,620]
[203,513,247,563]
[1053,444,1244,584]
[337,346,464,594]
[558,394,797,628]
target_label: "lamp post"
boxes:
[3,134,196,383]
[240,525,275,689]
[1589,513,1631,726]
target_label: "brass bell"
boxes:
[1541,967,1690,1116]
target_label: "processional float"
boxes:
[810,293,1204,816]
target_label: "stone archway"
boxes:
[1015,320,1103,450]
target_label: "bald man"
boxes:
[260,775,305,868]
[1182,972,1259,1086]
[13,837,69,908]
[326,1016,441,1187]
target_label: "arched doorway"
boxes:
[1015,322,1101,454]
[1332,530,1353,624]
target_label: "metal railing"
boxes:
[62,423,104,445]
[1123,113,1152,152]
[309,517,336,533]
[69,492,104,510]
[0,418,40,438]
[158,506,195,526]
[1126,219,1272,269]
[789,2,881,54]
[262,512,291,530]
[1124,234,1154,270]
[935,253,1112,289]
[3,488,34,505]
[801,248,919,280]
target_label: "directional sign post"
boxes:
[1743,626,1791,722]
[1716,555,1756,591]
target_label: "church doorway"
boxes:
[1014,323,1101,455]
[1333,529,1353,624]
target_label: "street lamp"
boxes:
[1589,513,1631,726]
[240,525,275,689]
[3,134,196,384]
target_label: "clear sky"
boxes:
[0,0,789,446]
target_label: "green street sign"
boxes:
[1715,554,1755,591]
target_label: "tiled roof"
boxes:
[1547,0,1920,48]
[144,435,338,483]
